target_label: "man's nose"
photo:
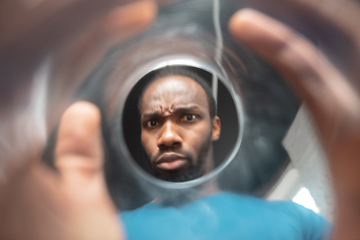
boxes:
[157,121,182,150]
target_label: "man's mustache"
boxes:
[151,149,193,166]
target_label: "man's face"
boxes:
[140,75,220,182]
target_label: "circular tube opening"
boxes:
[114,59,244,190]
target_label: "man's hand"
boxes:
[0,102,122,240]
[229,9,360,240]
[0,1,157,239]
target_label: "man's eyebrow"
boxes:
[142,105,201,119]
[174,105,200,112]
[142,111,161,119]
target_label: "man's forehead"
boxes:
[145,75,199,98]
[141,75,208,113]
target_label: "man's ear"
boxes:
[211,116,221,141]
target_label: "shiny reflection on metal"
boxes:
[114,56,244,190]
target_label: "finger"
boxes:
[229,9,360,239]
[228,9,360,144]
[228,7,360,197]
[101,0,158,47]
[0,0,136,111]
[55,101,104,183]
[55,101,123,239]
[60,0,158,81]
[47,0,158,130]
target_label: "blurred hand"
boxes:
[0,1,157,239]
[0,102,122,240]
[229,9,360,240]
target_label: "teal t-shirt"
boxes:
[119,192,331,240]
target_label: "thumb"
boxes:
[228,9,360,148]
[55,101,103,182]
[55,101,122,240]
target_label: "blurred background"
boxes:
[2,0,360,222]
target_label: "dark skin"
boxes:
[1,1,360,239]
[140,75,221,181]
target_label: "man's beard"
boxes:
[146,137,212,182]
[152,155,203,182]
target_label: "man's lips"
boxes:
[155,153,188,171]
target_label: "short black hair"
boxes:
[138,66,217,119]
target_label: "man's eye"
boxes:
[146,119,158,127]
[181,114,198,122]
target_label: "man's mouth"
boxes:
[155,153,188,171]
